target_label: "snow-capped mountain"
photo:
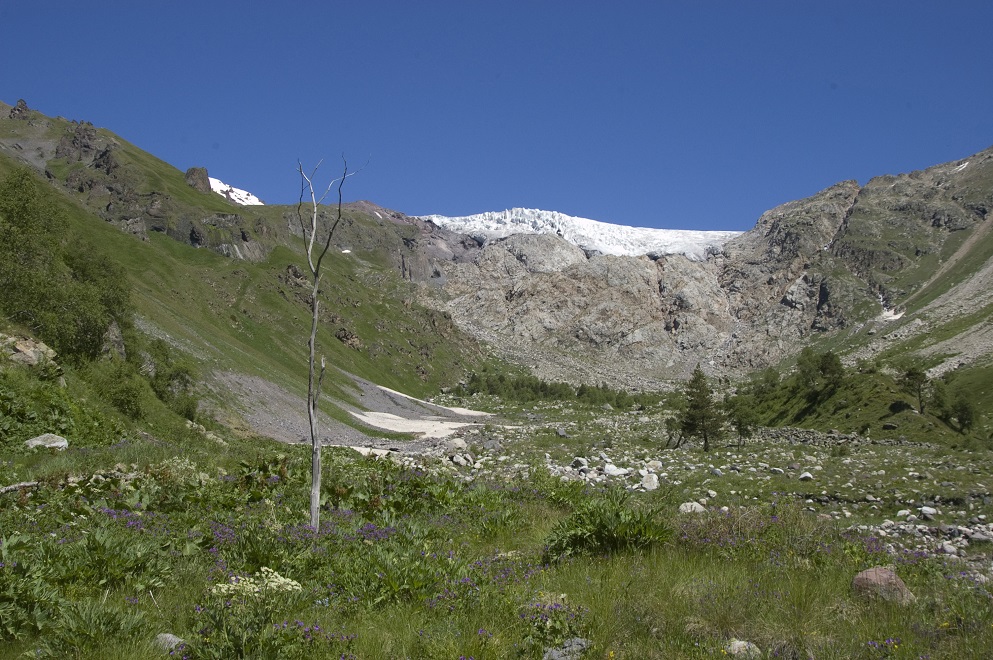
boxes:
[209,177,264,206]
[419,208,741,260]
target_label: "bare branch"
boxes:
[0,481,39,495]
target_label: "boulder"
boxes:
[604,464,630,477]
[725,639,761,658]
[641,473,659,491]
[2,334,57,368]
[851,566,916,605]
[24,434,68,451]
[543,637,591,660]
[444,438,468,453]
[679,501,706,514]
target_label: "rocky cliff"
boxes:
[415,147,993,389]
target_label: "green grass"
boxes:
[1,147,483,433]
[3,354,993,658]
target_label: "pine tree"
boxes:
[679,364,725,452]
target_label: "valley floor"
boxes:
[3,395,992,658]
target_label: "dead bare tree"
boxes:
[297,157,350,529]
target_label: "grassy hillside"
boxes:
[0,154,485,442]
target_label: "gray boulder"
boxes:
[184,167,212,193]
[543,637,591,660]
[604,464,630,477]
[725,639,761,658]
[24,434,68,451]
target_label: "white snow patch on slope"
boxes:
[419,208,741,260]
[209,177,264,206]
[348,411,483,439]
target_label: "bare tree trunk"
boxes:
[297,158,350,530]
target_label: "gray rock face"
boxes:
[417,146,993,388]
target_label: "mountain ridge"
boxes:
[415,146,993,389]
[1,97,990,399]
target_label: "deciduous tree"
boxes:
[725,392,760,448]
[899,365,929,415]
[297,158,351,529]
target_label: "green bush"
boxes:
[544,488,671,561]
[0,534,62,641]
[29,599,146,659]
[85,359,151,421]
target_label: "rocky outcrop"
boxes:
[55,121,99,161]
[1,334,58,368]
[185,166,211,193]
[418,146,993,388]
[8,99,30,120]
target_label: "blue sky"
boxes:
[3,2,991,231]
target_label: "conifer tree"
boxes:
[679,364,725,452]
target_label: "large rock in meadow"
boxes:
[24,434,68,450]
[851,566,916,605]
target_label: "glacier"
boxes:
[209,177,264,206]
[419,208,741,260]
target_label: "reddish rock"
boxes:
[852,566,916,605]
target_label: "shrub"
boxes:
[85,359,151,420]
[544,488,671,561]
[30,599,146,658]
[0,535,62,641]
